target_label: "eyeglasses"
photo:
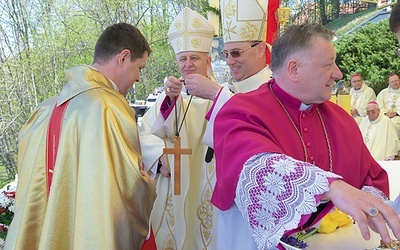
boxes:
[396,47,400,57]
[221,42,260,59]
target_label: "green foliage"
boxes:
[0,0,208,177]
[135,42,178,101]
[334,20,400,94]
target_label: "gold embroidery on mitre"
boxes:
[221,0,267,42]
[223,20,237,41]
[174,40,182,51]
[174,20,182,31]
[167,7,214,54]
[224,0,236,19]
[191,37,201,49]
[240,21,258,40]
[191,18,202,29]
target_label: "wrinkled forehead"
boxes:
[366,104,379,111]
[389,75,400,81]
[176,51,207,59]
[351,74,362,81]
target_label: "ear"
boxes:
[287,59,300,82]
[118,49,131,67]
[206,54,212,66]
[256,43,266,58]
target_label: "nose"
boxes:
[332,63,343,80]
[225,54,236,66]
[185,59,194,67]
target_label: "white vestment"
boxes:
[377,87,400,137]
[139,82,218,249]
[359,113,400,161]
[349,83,376,124]
[203,66,273,147]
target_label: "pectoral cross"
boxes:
[163,136,192,195]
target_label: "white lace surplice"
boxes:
[235,153,342,250]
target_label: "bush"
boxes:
[334,20,400,94]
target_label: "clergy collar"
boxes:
[271,79,317,112]
[300,103,312,111]
[353,83,367,93]
[389,86,400,93]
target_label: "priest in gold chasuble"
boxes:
[5,23,156,250]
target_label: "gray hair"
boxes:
[270,23,335,72]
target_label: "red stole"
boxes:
[141,162,157,250]
[46,101,70,194]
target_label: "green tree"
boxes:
[0,0,211,181]
[335,20,400,94]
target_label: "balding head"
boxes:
[366,101,380,122]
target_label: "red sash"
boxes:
[141,227,156,250]
[46,100,70,195]
[141,162,157,250]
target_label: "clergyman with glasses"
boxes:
[376,73,400,137]
[359,101,400,161]
[349,73,376,124]
[184,0,273,154]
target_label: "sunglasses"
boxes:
[221,42,260,59]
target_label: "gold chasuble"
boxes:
[5,65,156,250]
[139,90,218,250]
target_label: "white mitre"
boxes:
[168,7,215,54]
[221,0,267,43]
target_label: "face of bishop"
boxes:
[176,51,211,79]
[389,74,400,90]
[351,75,363,90]
[366,105,380,122]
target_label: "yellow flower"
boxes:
[318,207,353,234]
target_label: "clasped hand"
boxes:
[164,76,183,100]
[164,74,221,101]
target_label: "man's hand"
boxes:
[164,76,183,100]
[158,154,170,178]
[322,180,400,244]
[185,74,221,100]
[140,170,156,187]
[385,111,397,118]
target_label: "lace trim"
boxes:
[235,153,341,249]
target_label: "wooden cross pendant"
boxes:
[163,136,192,195]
